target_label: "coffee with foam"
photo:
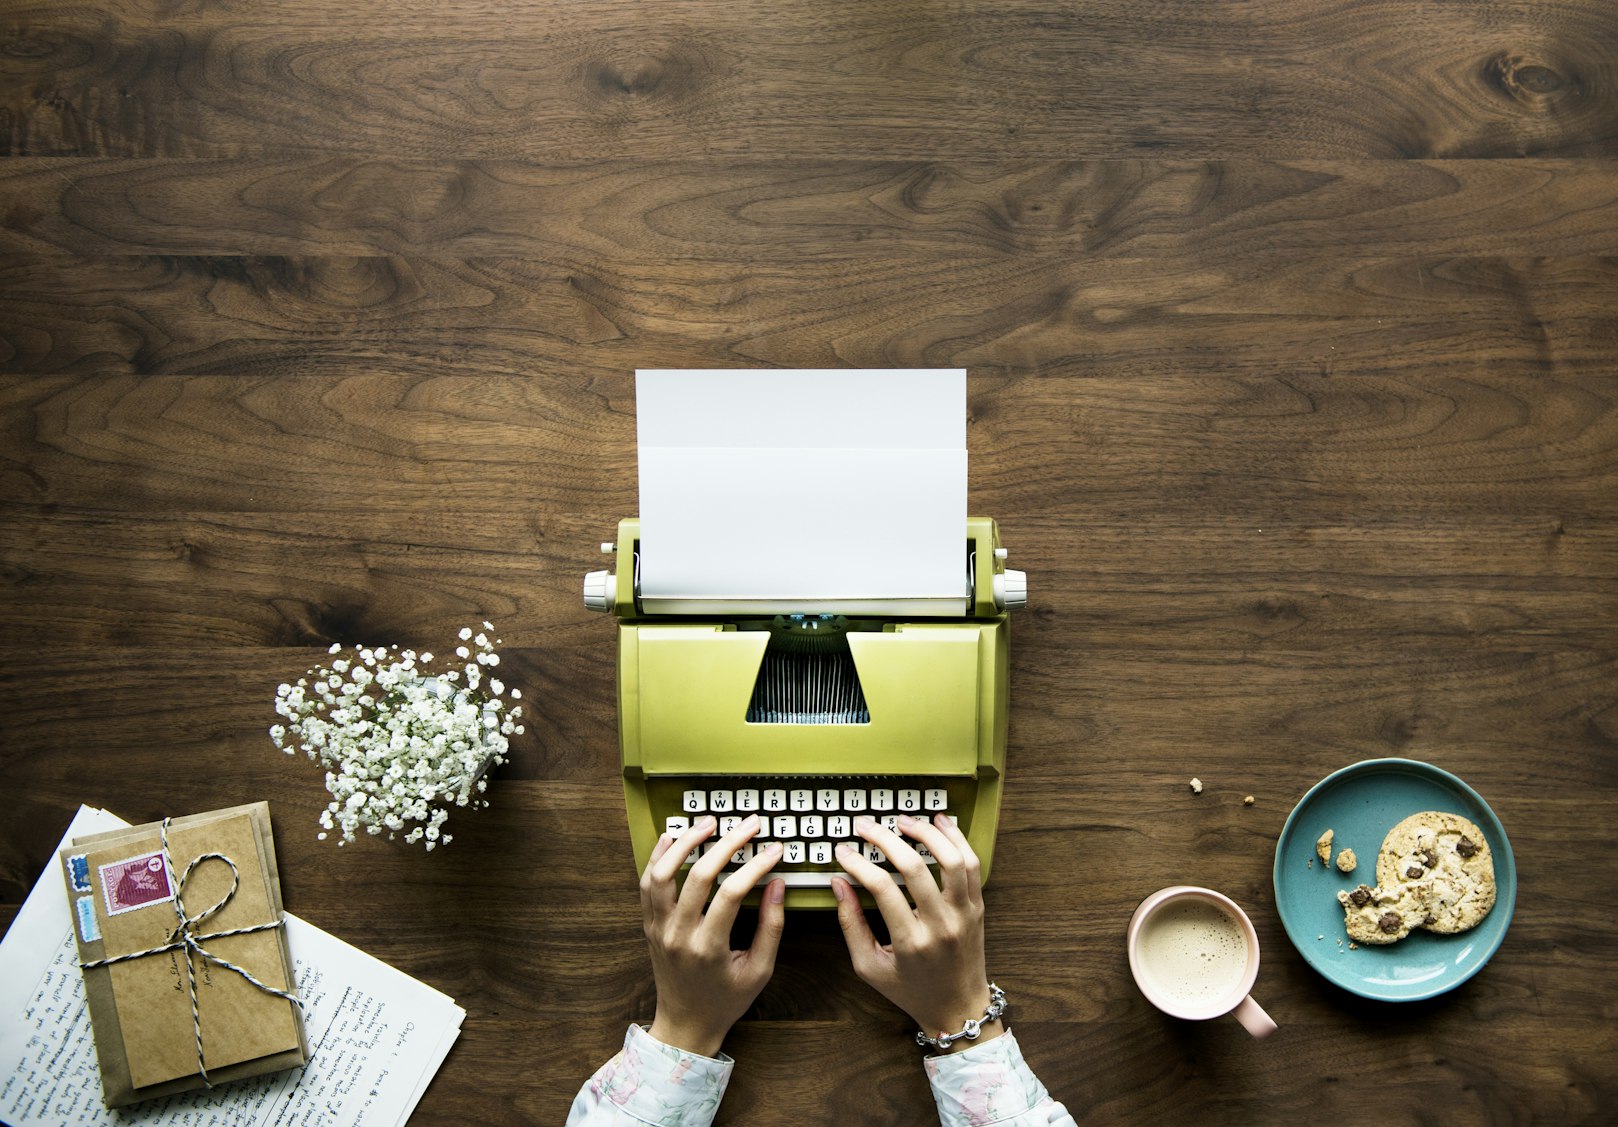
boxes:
[1136,898,1249,1005]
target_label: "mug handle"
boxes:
[1233,995,1277,1039]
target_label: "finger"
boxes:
[896,813,970,904]
[674,814,762,929]
[643,817,716,915]
[834,840,916,943]
[640,831,674,914]
[855,816,945,917]
[931,813,984,907]
[745,876,789,975]
[831,876,889,981]
[702,838,785,941]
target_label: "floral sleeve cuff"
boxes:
[579,1024,734,1126]
[924,1030,1052,1127]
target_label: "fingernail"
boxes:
[836,842,853,856]
[699,815,716,830]
[770,879,786,904]
[897,813,915,827]
[854,815,873,830]
[766,840,783,855]
[743,813,760,829]
[832,878,845,902]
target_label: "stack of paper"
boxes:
[0,807,465,1127]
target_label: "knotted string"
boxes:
[79,817,303,1087]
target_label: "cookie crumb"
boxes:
[1243,795,1255,806]
[1349,941,1358,950]
[1188,777,1203,794]
[1335,847,1357,874]
[1315,828,1334,864]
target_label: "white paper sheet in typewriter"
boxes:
[635,369,968,613]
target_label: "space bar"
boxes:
[749,871,905,888]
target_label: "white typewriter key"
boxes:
[773,816,798,839]
[816,788,839,811]
[799,815,823,838]
[730,843,754,865]
[790,789,813,812]
[710,790,733,813]
[881,815,901,833]
[665,815,690,836]
[682,790,706,813]
[764,789,787,811]
[916,843,937,864]
[784,841,806,865]
[809,842,832,865]
[843,789,867,812]
[736,789,760,812]
[749,871,907,889]
[828,815,852,838]
[870,789,895,811]
[864,843,886,865]
[898,789,922,812]
[924,788,948,811]
[684,847,699,865]
[719,815,742,835]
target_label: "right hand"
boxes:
[831,813,999,1052]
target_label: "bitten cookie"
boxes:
[1337,881,1435,945]
[1376,811,1496,934]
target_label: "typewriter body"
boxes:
[584,370,1027,908]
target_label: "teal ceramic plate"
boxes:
[1273,758,1515,1001]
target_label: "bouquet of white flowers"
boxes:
[270,623,524,850]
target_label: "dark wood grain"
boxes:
[4,0,1618,1124]
[4,2,1617,159]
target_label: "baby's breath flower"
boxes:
[272,627,524,850]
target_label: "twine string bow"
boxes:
[79,817,303,1087]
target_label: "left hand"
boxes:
[639,813,787,1057]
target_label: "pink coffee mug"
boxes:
[1127,886,1277,1039]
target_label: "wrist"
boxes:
[913,982,1007,1055]
[648,1013,727,1059]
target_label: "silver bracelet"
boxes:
[915,983,1007,1050]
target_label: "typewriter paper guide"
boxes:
[636,369,968,615]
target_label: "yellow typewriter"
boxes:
[583,370,1028,908]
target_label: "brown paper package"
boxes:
[60,802,309,1108]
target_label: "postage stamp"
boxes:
[98,851,175,917]
[75,895,102,943]
[67,854,92,894]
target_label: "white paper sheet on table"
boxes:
[0,806,465,1127]
[635,369,969,615]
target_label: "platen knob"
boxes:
[994,568,1028,611]
[583,569,617,612]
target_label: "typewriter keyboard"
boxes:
[657,778,968,888]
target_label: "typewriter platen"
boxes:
[583,370,1028,908]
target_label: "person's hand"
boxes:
[831,813,999,1053]
[639,813,787,1057]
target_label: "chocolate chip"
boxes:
[1405,865,1425,880]
[1421,848,1438,868]
[1349,886,1372,907]
[1378,912,1402,933]
[1456,836,1478,858]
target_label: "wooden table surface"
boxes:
[3,1,1617,1123]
